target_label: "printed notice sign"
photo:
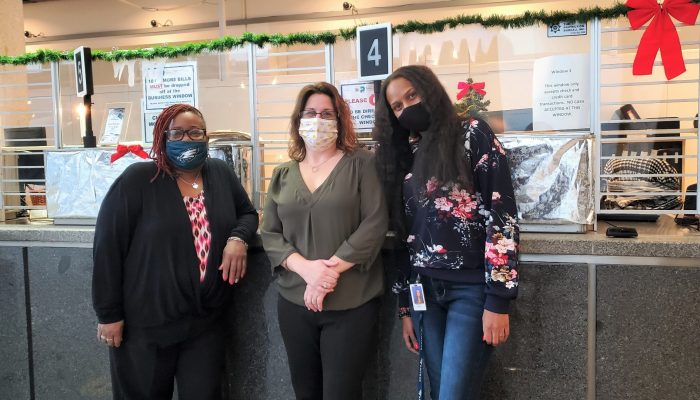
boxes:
[100,107,126,146]
[547,21,587,37]
[142,107,161,144]
[340,81,376,133]
[532,54,589,131]
[142,61,198,110]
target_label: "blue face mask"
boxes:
[165,140,208,170]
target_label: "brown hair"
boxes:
[288,82,357,161]
[150,103,206,179]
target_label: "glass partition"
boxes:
[253,43,329,200]
[57,49,251,147]
[392,24,591,132]
[2,9,698,220]
[597,17,699,216]
[0,63,57,218]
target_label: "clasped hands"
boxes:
[287,256,341,312]
[302,259,339,312]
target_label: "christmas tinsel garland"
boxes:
[1,2,698,65]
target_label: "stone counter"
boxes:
[3,215,700,259]
[0,222,94,247]
[520,216,700,259]
[1,216,699,400]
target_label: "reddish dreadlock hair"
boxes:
[150,103,206,180]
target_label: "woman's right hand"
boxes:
[97,320,124,348]
[303,284,329,312]
[402,317,419,354]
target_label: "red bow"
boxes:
[110,144,149,163]
[626,0,700,80]
[456,81,486,100]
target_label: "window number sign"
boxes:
[73,46,93,97]
[356,23,392,80]
[367,39,381,66]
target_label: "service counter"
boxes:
[1,216,698,400]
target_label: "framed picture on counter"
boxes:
[100,102,131,146]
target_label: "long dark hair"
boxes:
[373,65,472,238]
[288,82,357,161]
[150,103,206,180]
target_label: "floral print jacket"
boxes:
[396,118,520,314]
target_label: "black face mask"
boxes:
[397,102,431,133]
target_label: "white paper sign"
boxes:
[340,81,376,133]
[547,21,587,37]
[100,107,126,145]
[142,61,198,111]
[532,54,589,131]
[142,108,161,144]
[27,63,43,73]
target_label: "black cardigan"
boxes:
[92,158,258,329]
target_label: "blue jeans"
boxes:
[411,276,492,400]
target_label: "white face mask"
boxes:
[298,118,338,152]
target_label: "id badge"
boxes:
[409,283,427,311]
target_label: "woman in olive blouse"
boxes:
[261,82,388,400]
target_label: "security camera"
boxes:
[24,31,31,38]
[150,19,158,28]
[342,2,352,10]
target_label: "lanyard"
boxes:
[413,273,425,400]
[417,315,425,400]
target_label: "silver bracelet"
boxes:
[227,236,248,249]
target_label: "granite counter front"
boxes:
[1,216,698,399]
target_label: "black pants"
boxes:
[277,295,380,400]
[109,320,224,400]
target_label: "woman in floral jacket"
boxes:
[373,65,520,400]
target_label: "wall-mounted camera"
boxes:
[150,19,173,28]
[343,2,353,11]
[24,31,43,38]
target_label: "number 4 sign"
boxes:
[73,46,93,97]
[356,23,392,80]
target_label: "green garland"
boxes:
[1,2,698,65]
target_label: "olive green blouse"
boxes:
[261,149,388,310]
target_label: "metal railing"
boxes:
[0,62,60,219]
[250,43,331,208]
[594,20,700,217]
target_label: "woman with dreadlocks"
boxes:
[92,103,258,399]
[373,65,520,400]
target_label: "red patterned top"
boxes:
[184,191,211,283]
